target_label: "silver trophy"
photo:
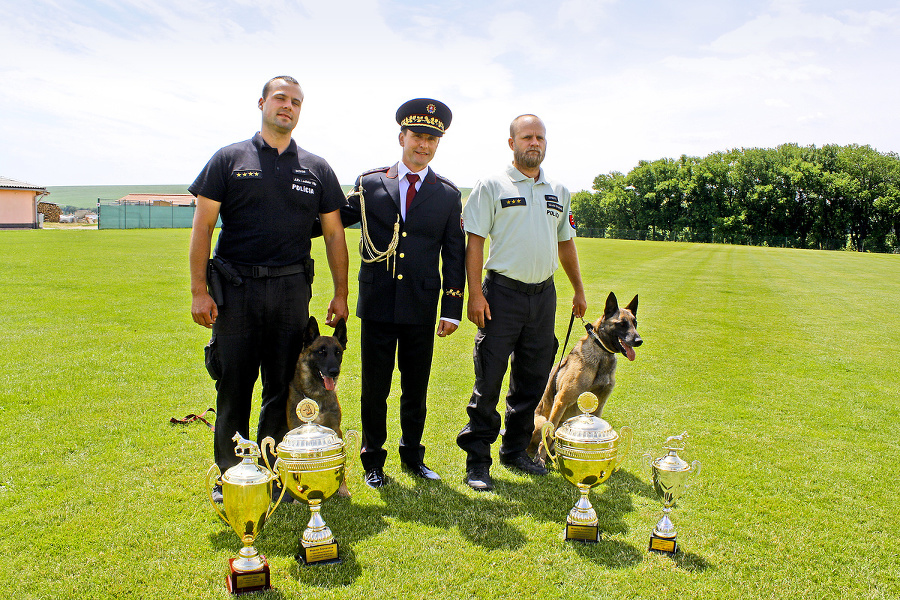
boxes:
[647,432,700,554]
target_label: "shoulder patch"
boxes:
[435,173,459,192]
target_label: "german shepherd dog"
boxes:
[529,292,642,464]
[286,315,350,496]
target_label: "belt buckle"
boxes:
[252,266,268,277]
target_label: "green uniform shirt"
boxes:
[463,164,575,284]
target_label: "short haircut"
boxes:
[262,76,302,100]
[510,114,541,138]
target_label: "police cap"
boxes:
[396,98,452,137]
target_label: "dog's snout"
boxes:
[632,336,643,347]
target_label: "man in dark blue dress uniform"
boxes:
[339,99,465,487]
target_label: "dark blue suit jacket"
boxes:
[342,163,465,325]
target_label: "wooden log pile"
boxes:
[38,202,61,223]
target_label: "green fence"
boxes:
[97,202,220,229]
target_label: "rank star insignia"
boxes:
[426,104,436,114]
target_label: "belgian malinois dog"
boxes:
[286,315,349,496]
[528,292,642,464]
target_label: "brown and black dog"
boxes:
[529,292,642,464]
[286,315,349,496]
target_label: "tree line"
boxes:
[572,144,900,252]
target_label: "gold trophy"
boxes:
[206,433,285,594]
[262,398,357,566]
[647,432,701,554]
[541,392,632,542]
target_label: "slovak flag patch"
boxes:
[569,211,576,229]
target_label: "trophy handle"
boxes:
[614,426,633,471]
[541,422,557,467]
[205,464,230,527]
[260,436,277,474]
[267,471,287,519]
[344,429,361,480]
[691,459,702,478]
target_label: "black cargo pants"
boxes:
[456,274,557,470]
[206,270,310,471]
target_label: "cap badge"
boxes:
[426,104,436,114]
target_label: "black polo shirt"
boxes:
[189,132,344,266]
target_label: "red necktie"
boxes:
[405,173,419,214]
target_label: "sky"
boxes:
[1,0,899,192]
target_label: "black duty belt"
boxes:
[486,271,553,295]
[231,263,306,278]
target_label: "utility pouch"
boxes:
[206,260,225,307]
[204,336,222,381]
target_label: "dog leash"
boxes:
[170,408,216,431]
[556,312,577,373]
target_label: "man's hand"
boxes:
[326,296,349,327]
[572,291,587,320]
[191,291,218,328]
[437,319,458,337]
[467,293,491,329]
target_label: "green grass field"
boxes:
[0,229,897,599]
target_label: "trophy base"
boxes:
[297,541,341,566]
[565,523,600,542]
[226,557,271,595]
[649,534,678,554]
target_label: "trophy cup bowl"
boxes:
[206,433,284,594]
[541,392,632,542]
[647,432,701,554]
[262,398,356,566]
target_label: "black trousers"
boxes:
[359,319,436,471]
[457,277,557,469]
[208,272,310,471]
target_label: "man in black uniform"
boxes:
[338,99,465,487]
[189,76,349,499]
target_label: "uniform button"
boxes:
[397,274,404,280]
[399,253,405,258]
[402,232,407,237]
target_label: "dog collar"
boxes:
[585,323,616,355]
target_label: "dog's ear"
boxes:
[625,294,638,317]
[604,292,619,320]
[333,318,348,349]
[304,316,320,347]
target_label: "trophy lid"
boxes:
[277,399,343,454]
[555,393,620,445]
[653,433,691,472]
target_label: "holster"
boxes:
[207,256,245,307]
[206,260,225,306]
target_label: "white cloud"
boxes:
[1,0,899,193]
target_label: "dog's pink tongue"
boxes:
[324,377,336,391]
[623,342,636,362]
